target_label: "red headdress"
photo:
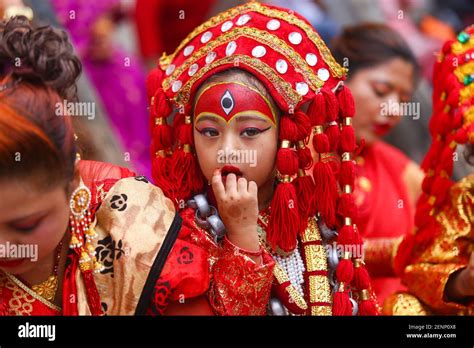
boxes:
[394,25,474,275]
[147,1,378,315]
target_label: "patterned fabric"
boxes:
[385,175,474,315]
[0,161,178,316]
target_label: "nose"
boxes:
[221,132,241,163]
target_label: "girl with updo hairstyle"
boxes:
[0,16,179,316]
[330,23,425,307]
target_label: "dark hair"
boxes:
[0,16,81,187]
[331,23,420,83]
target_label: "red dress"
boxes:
[353,141,415,306]
[148,206,275,316]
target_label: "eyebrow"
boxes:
[234,115,269,123]
[195,115,221,123]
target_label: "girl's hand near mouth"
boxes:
[211,168,261,263]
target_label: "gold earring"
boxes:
[69,181,104,274]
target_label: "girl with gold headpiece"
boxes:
[147,1,379,315]
[386,25,474,315]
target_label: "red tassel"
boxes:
[431,176,453,207]
[277,148,299,176]
[393,234,416,276]
[171,149,204,202]
[358,298,378,315]
[152,156,174,199]
[337,87,355,118]
[177,122,193,145]
[354,264,371,289]
[293,174,316,222]
[340,125,356,153]
[322,89,339,122]
[146,67,164,101]
[337,193,356,220]
[436,112,452,136]
[333,290,352,316]
[267,182,300,252]
[414,195,433,229]
[421,139,444,172]
[279,115,299,142]
[339,160,355,188]
[336,259,354,283]
[307,92,326,126]
[421,174,435,194]
[326,124,340,151]
[82,271,103,315]
[152,123,173,151]
[312,133,330,153]
[297,145,313,170]
[337,225,355,246]
[312,161,337,227]
[294,111,312,141]
[454,128,468,144]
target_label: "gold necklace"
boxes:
[11,241,63,303]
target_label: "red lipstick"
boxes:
[0,258,27,268]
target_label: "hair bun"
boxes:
[0,15,81,99]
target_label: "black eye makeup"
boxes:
[240,126,272,138]
[9,216,45,234]
[196,127,220,137]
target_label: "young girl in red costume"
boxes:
[147,2,379,315]
[386,25,474,315]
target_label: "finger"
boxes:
[211,169,225,199]
[248,180,258,198]
[225,173,237,195]
[237,177,248,194]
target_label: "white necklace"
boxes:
[272,245,306,297]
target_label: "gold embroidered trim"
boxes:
[300,217,322,243]
[161,2,346,78]
[273,263,308,310]
[163,27,325,92]
[308,275,331,303]
[311,305,332,316]
[174,54,302,107]
[5,273,61,313]
[460,85,474,104]
[454,61,474,83]
[304,244,328,272]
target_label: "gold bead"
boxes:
[155,117,164,126]
[344,217,352,226]
[360,289,370,301]
[183,144,191,153]
[343,185,352,194]
[344,117,352,126]
[279,175,293,183]
[281,140,291,149]
[184,115,192,124]
[313,125,324,134]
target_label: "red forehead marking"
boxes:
[194,82,277,126]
